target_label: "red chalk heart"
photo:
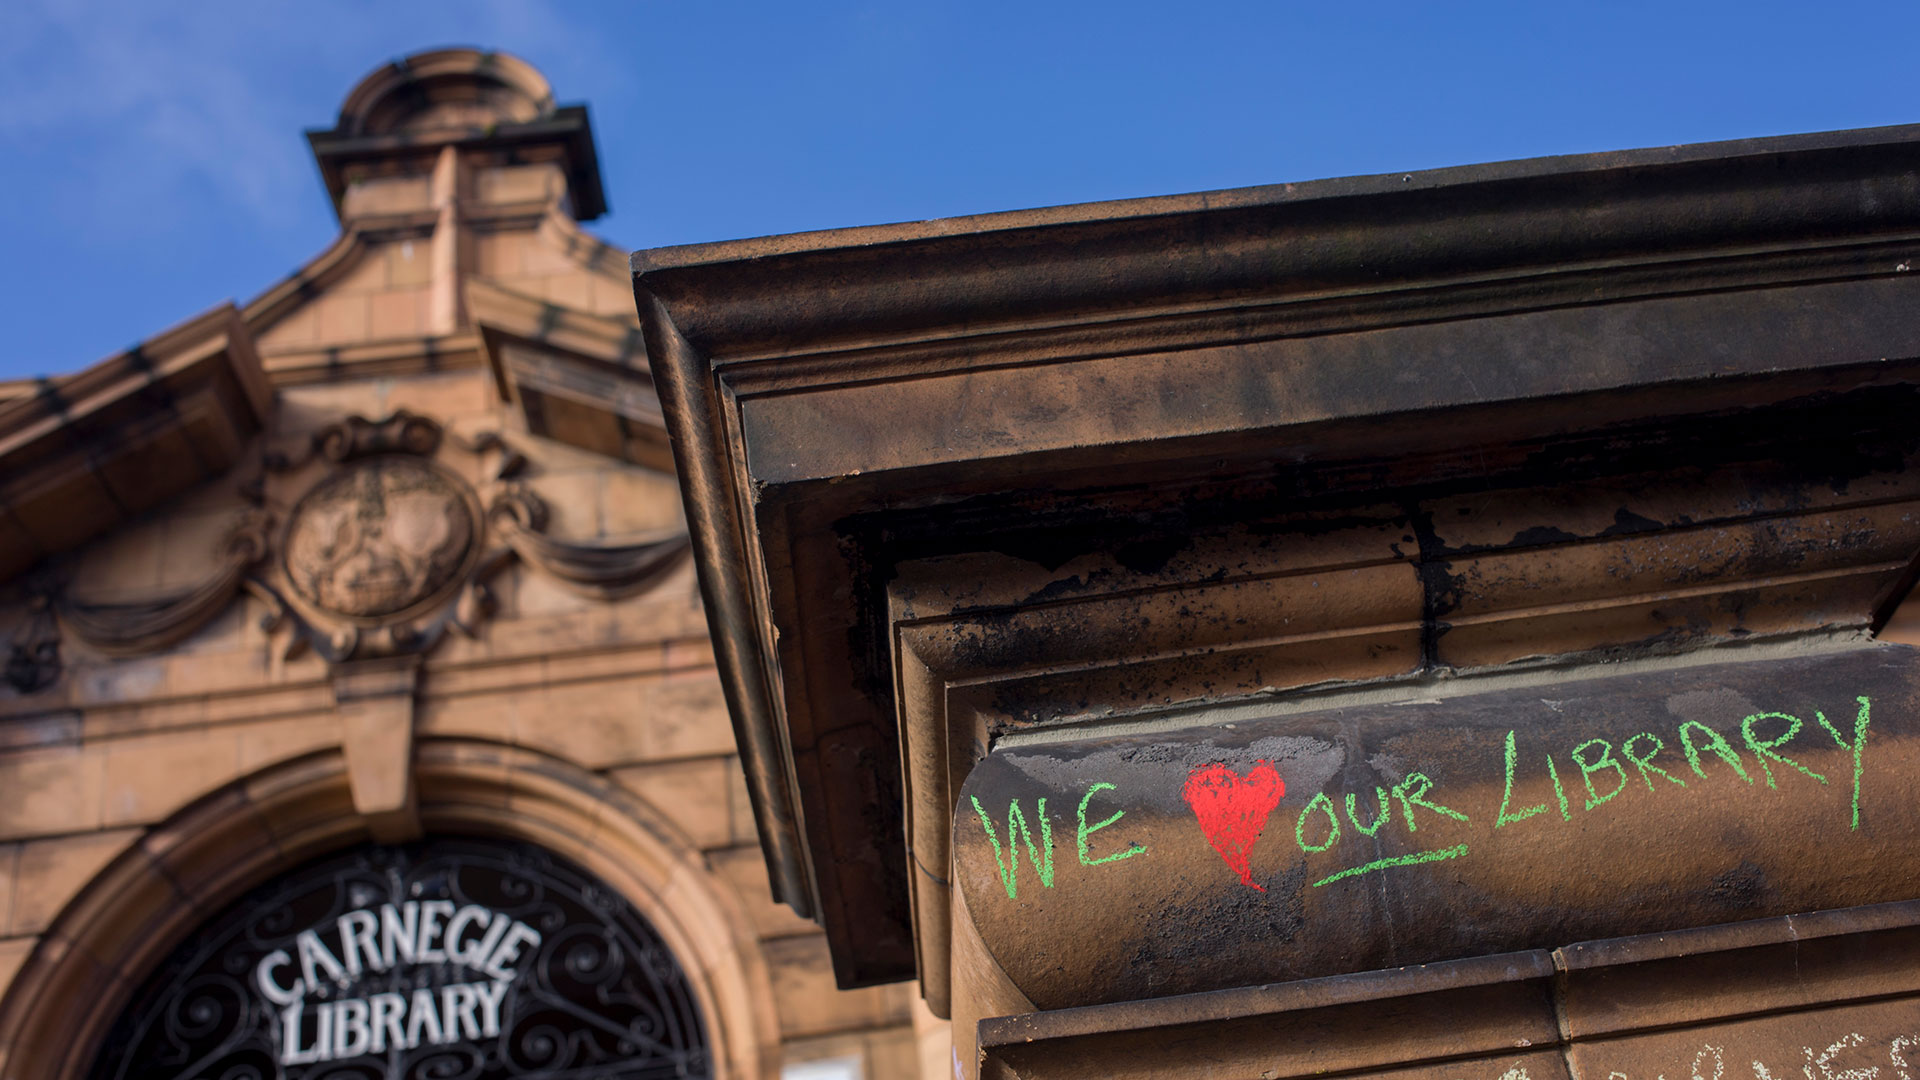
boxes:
[1183,761,1285,891]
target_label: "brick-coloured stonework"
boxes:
[0,48,922,1080]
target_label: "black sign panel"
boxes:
[89,837,709,1079]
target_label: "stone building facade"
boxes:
[17,41,1920,1080]
[0,49,928,1080]
[636,120,1920,1078]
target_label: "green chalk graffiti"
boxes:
[1311,843,1470,888]
[1740,712,1827,790]
[1392,772,1468,831]
[1813,696,1872,830]
[971,794,1054,899]
[1572,738,1628,811]
[1546,753,1570,821]
[1077,782,1147,866]
[1497,729,1548,828]
[1344,787,1391,837]
[1621,732,1688,792]
[1295,791,1341,853]
[1678,720,1753,785]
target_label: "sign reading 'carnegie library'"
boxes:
[254,897,542,1063]
[91,838,711,1080]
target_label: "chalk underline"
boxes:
[1311,843,1471,888]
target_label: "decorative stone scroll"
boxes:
[282,457,480,621]
[265,409,445,473]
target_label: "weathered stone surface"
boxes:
[609,757,733,849]
[763,934,913,1040]
[956,645,1920,1008]
[0,938,34,1003]
[0,44,912,1080]
[284,457,478,619]
[0,746,107,840]
[9,830,138,936]
[98,729,242,828]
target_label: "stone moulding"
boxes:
[634,120,1920,991]
[467,277,673,474]
[0,742,781,1080]
[0,303,270,584]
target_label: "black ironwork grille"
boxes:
[88,837,711,1080]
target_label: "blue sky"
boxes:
[2,0,1916,379]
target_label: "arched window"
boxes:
[88,837,711,1079]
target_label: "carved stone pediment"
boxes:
[11,408,690,686]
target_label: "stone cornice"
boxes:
[307,48,606,223]
[0,304,270,586]
[637,120,1920,988]
[634,121,1920,367]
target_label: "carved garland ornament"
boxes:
[44,410,688,670]
[56,512,273,657]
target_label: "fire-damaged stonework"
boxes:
[637,118,1920,1078]
[957,645,1911,1007]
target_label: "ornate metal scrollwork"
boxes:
[88,837,712,1080]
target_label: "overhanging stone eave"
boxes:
[633,119,1920,360]
[638,119,1920,990]
[0,303,270,587]
[652,359,1920,990]
[631,120,1920,276]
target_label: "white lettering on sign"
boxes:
[251,900,540,1066]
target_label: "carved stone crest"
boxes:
[283,457,479,620]
[23,408,691,681]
